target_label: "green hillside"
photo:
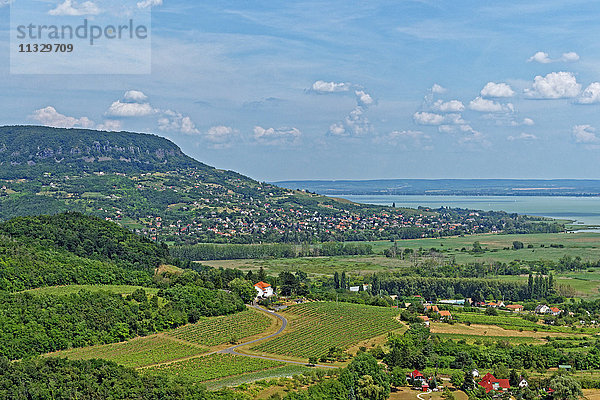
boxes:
[0,126,562,244]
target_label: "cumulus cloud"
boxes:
[311,80,350,93]
[576,82,600,104]
[200,126,239,148]
[469,97,514,113]
[106,101,156,117]
[328,89,375,137]
[413,111,445,125]
[48,0,100,16]
[0,0,13,7]
[106,90,157,117]
[522,118,535,126]
[527,51,580,63]
[525,72,581,99]
[123,90,148,103]
[137,0,162,9]
[572,125,599,144]
[158,110,200,134]
[458,125,489,147]
[480,82,515,98]
[432,99,464,112]
[508,133,538,141]
[31,106,94,128]
[254,126,301,145]
[430,84,446,94]
[355,90,374,106]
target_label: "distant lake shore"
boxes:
[340,194,600,229]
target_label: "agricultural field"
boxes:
[250,302,403,359]
[167,308,274,346]
[145,354,285,383]
[23,284,160,296]
[47,334,207,368]
[204,364,313,390]
[451,311,597,334]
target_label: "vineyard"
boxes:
[167,308,273,346]
[47,334,207,368]
[145,354,284,382]
[251,302,403,358]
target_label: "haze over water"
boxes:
[342,195,600,227]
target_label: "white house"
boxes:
[519,379,529,388]
[535,304,550,314]
[254,281,274,298]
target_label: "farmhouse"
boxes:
[478,373,510,393]
[535,304,550,314]
[254,281,274,298]
[485,301,505,308]
[506,304,524,312]
[424,305,440,313]
[550,307,562,316]
[418,315,430,326]
[438,310,452,320]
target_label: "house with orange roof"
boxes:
[478,373,510,393]
[254,281,274,298]
[438,310,452,320]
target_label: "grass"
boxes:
[204,364,313,390]
[452,311,596,334]
[145,354,285,383]
[251,301,403,359]
[167,308,273,346]
[23,284,160,296]
[46,334,207,368]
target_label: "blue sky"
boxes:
[2,0,600,180]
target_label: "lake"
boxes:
[341,195,600,227]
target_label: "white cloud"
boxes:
[158,110,200,134]
[508,133,538,141]
[311,80,350,93]
[576,82,600,104]
[97,120,122,131]
[0,0,13,7]
[432,99,464,112]
[200,126,239,148]
[561,52,580,62]
[254,126,301,145]
[31,106,94,128]
[458,125,489,147]
[48,0,100,16]
[525,72,581,99]
[328,123,346,136]
[430,84,446,94]
[522,118,535,126]
[572,125,599,144]
[413,111,445,125]
[137,0,162,9]
[123,90,149,103]
[469,97,514,112]
[376,130,431,149]
[527,51,580,64]
[355,90,374,106]
[107,101,156,117]
[480,82,514,98]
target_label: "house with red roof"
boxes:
[438,310,452,320]
[549,307,562,316]
[254,281,274,298]
[478,373,510,393]
[418,315,430,326]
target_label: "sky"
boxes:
[2,1,600,181]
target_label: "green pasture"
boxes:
[23,284,160,296]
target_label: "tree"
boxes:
[357,375,388,400]
[509,369,520,387]
[513,241,524,250]
[229,278,256,303]
[451,371,465,388]
[340,271,347,290]
[308,356,318,366]
[334,271,340,289]
[462,369,476,391]
[257,266,266,282]
[485,307,498,316]
[549,375,583,400]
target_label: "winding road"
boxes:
[217,305,336,369]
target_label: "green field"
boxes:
[146,354,285,383]
[167,308,273,346]
[452,311,596,334]
[203,364,313,390]
[47,334,207,368]
[23,284,160,296]
[251,302,403,359]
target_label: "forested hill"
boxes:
[0,126,563,244]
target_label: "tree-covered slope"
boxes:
[0,126,563,244]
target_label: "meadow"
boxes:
[47,334,207,368]
[250,302,403,359]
